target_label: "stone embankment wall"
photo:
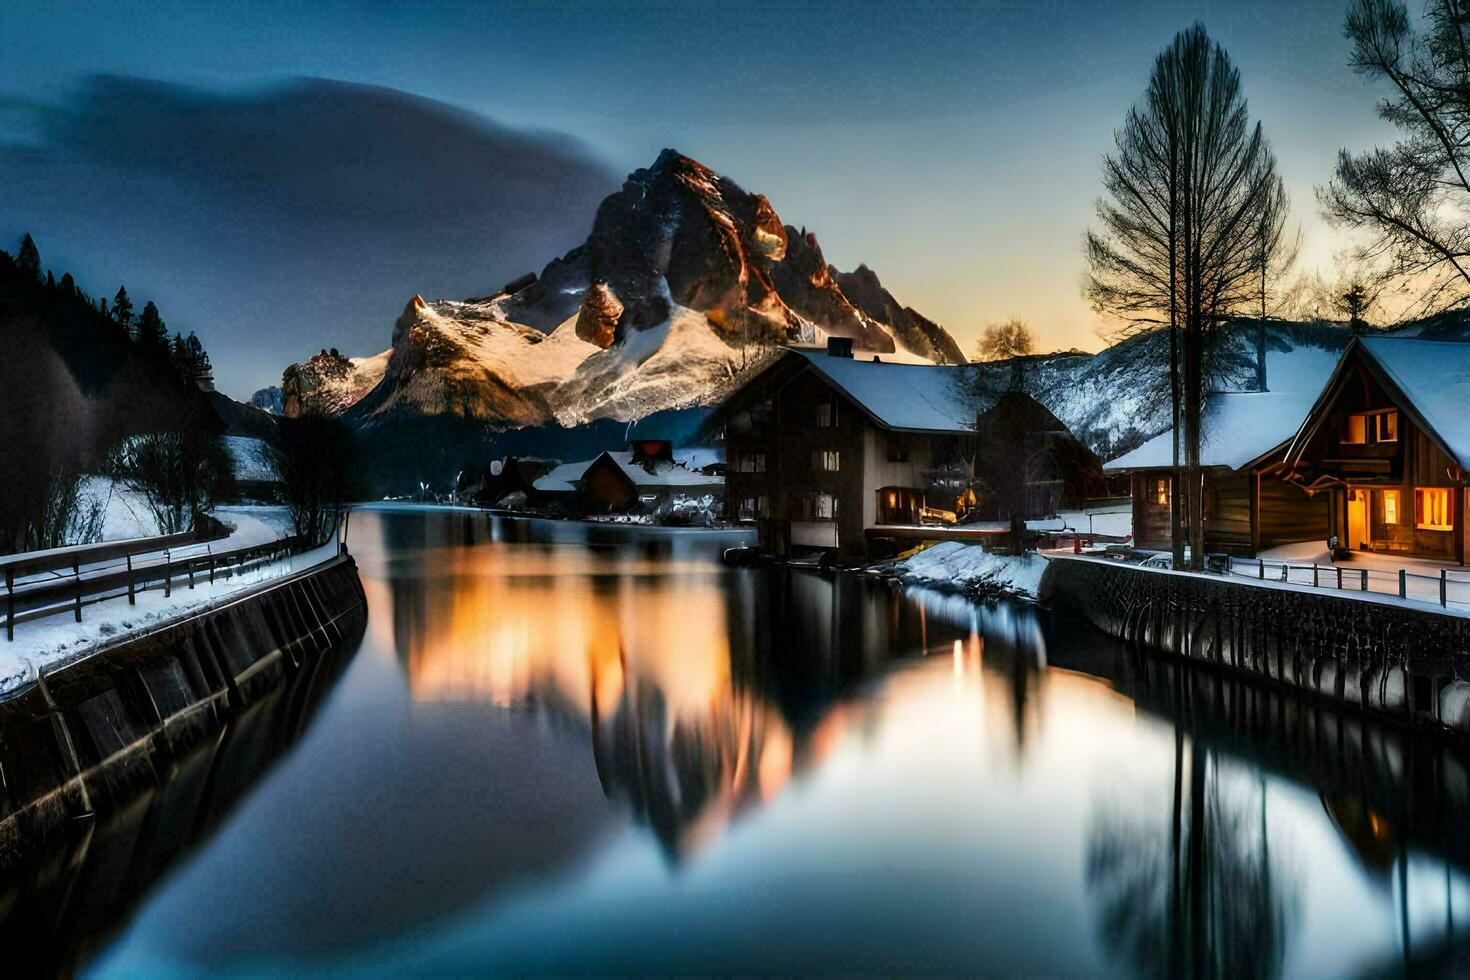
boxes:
[1040,555,1470,734]
[0,554,366,867]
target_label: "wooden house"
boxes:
[1105,387,1333,557]
[532,440,723,512]
[717,341,1101,556]
[1282,338,1470,563]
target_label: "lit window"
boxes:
[1346,410,1399,444]
[1375,411,1398,442]
[813,450,840,472]
[804,492,838,519]
[1383,489,1401,525]
[1154,478,1170,506]
[1417,488,1452,530]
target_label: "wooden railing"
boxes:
[2,526,319,641]
[1223,555,1470,609]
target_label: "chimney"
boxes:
[826,337,854,358]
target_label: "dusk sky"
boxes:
[2,0,1396,397]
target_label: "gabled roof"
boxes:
[1284,337,1470,471]
[1358,338,1470,468]
[1105,388,1327,473]
[789,349,979,434]
[532,451,723,493]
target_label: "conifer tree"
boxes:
[135,300,168,354]
[112,286,135,332]
[17,234,41,282]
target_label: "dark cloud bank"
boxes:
[0,76,619,395]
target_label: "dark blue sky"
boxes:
[1,0,1394,397]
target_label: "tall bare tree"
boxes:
[1087,23,1290,569]
[1321,0,1470,314]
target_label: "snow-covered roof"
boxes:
[1105,340,1341,473]
[793,349,977,434]
[606,451,724,488]
[531,451,724,493]
[1359,337,1470,468]
[1105,388,1327,472]
[532,458,589,493]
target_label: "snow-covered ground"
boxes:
[224,435,279,483]
[895,541,1049,600]
[0,505,326,695]
[1253,541,1470,608]
[1026,506,1132,540]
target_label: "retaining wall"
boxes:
[1039,555,1470,733]
[0,553,366,873]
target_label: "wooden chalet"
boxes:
[718,340,1100,556]
[1105,387,1333,557]
[1282,338,1470,564]
[532,439,723,512]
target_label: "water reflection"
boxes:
[72,508,1470,975]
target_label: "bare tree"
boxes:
[1320,0,1470,314]
[1087,23,1290,569]
[975,317,1037,390]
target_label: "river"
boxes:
[32,507,1470,975]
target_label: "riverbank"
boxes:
[0,551,366,876]
[891,541,1048,601]
[2,504,337,692]
[1041,554,1470,734]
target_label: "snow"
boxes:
[531,451,724,493]
[224,435,280,483]
[674,446,724,471]
[793,348,977,433]
[895,541,1049,600]
[1359,337,1470,467]
[1026,506,1132,539]
[0,505,321,695]
[1103,339,1340,472]
[552,298,747,425]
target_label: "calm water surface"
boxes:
[71,507,1470,975]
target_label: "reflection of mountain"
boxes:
[376,513,978,858]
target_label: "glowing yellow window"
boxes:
[1417,488,1452,531]
[1375,411,1399,442]
[1154,479,1170,506]
[1382,489,1401,525]
[1344,413,1367,444]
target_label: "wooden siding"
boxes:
[1255,469,1329,551]
[1131,472,1173,550]
[1204,469,1252,556]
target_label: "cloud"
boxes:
[0,76,619,394]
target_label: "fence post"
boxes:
[1337,567,1343,590]
[188,559,195,590]
[5,569,12,642]
[1362,569,1368,591]
[208,546,215,585]
[1313,565,1319,588]
[1442,569,1448,607]
[1399,568,1407,599]
[127,555,135,604]
[72,557,81,623]
[1259,559,1265,580]
[164,550,172,598]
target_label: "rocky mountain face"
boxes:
[280,149,967,489]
